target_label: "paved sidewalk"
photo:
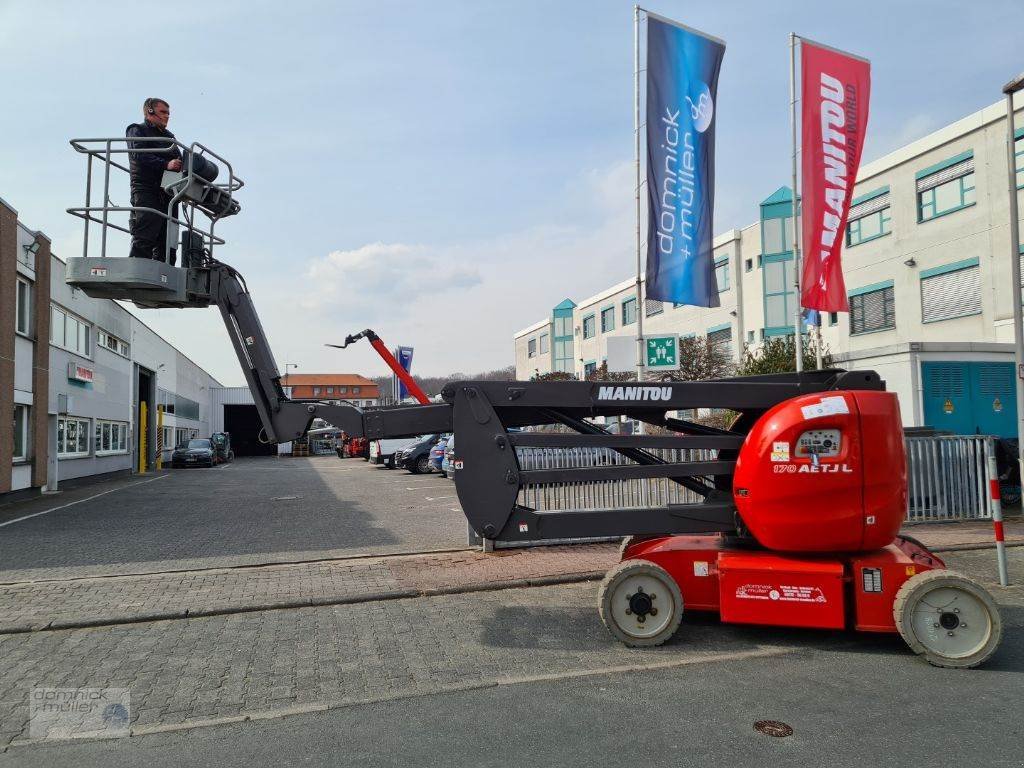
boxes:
[0,519,1019,635]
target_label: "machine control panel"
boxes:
[795,429,841,457]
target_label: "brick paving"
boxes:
[0,520,1019,635]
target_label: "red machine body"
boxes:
[732,390,907,553]
[623,535,944,633]
[622,390,941,636]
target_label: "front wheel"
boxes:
[598,560,684,647]
[414,456,431,474]
[893,570,1003,668]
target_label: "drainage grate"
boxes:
[753,720,793,738]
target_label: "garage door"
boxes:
[223,404,277,456]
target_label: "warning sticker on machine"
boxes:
[693,561,709,577]
[735,583,827,603]
[800,395,849,421]
[770,442,790,462]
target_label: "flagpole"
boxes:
[816,315,823,368]
[790,32,804,372]
[634,5,645,387]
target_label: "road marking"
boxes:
[424,495,457,501]
[0,474,171,529]
[404,486,451,491]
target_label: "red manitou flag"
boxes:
[799,41,871,312]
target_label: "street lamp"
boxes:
[284,363,299,393]
[1003,73,1024,488]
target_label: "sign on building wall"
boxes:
[67,362,94,383]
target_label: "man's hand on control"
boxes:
[167,158,182,171]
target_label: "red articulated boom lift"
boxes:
[326,329,431,405]
[64,137,1003,668]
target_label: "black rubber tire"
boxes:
[414,456,431,474]
[598,560,684,648]
[893,569,1003,669]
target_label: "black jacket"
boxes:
[125,120,181,194]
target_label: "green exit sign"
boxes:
[645,335,679,370]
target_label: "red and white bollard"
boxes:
[985,452,1011,587]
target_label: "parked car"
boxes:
[396,434,443,474]
[442,434,456,479]
[429,435,450,474]
[171,438,216,468]
[369,436,420,468]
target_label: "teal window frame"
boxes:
[846,207,892,247]
[762,253,797,337]
[918,174,975,222]
[583,360,597,377]
[582,313,596,339]
[919,257,982,324]
[600,305,615,333]
[828,312,838,326]
[551,303,575,373]
[1016,129,1024,189]
[761,215,794,256]
[715,257,730,292]
[644,298,664,317]
[621,296,637,326]
[849,280,895,335]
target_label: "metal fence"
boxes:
[473,433,997,549]
[905,434,994,522]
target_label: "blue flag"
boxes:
[645,15,725,307]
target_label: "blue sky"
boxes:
[1,0,1021,384]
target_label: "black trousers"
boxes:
[129,189,178,265]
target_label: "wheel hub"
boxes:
[627,587,657,622]
[938,611,960,630]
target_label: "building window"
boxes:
[313,387,321,396]
[644,298,663,317]
[763,257,796,331]
[528,338,537,358]
[539,333,549,354]
[600,306,615,333]
[761,216,794,255]
[846,190,892,246]
[351,387,359,394]
[97,329,130,357]
[50,304,92,358]
[921,260,981,323]
[708,327,732,358]
[95,420,129,455]
[13,405,29,461]
[850,284,895,335]
[583,361,597,378]
[622,297,637,326]
[161,426,174,451]
[1016,134,1024,189]
[917,154,975,222]
[744,258,753,273]
[715,260,730,292]
[829,312,838,326]
[582,315,596,339]
[16,278,31,336]
[57,416,91,458]
[746,330,754,343]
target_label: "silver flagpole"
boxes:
[816,314,823,368]
[790,32,804,372]
[634,5,645,386]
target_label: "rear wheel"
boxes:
[598,560,683,647]
[414,456,431,474]
[893,570,1003,668]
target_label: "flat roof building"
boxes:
[514,97,1024,436]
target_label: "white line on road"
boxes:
[424,495,457,501]
[0,474,171,529]
[404,486,451,491]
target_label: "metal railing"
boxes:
[905,434,994,522]
[66,137,244,263]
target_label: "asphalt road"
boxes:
[4,548,1021,768]
[0,457,467,580]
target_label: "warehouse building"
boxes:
[2,195,220,500]
[514,97,1024,436]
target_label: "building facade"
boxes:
[2,195,220,499]
[279,374,379,406]
[514,98,1024,436]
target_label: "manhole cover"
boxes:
[271,496,301,501]
[753,720,793,738]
